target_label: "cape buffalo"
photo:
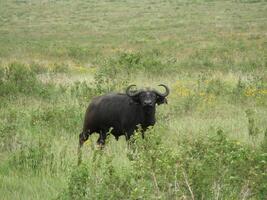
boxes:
[79,84,169,148]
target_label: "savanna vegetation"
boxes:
[0,0,266,199]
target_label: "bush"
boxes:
[94,62,129,94]
[59,128,267,199]
[0,62,42,96]
[70,81,96,102]
[96,51,175,78]
[62,150,132,200]
[30,104,82,133]
[51,63,70,73]
[0,62,71,100]
[0,67,5,84]
[206,78,228,96]
[118,52,142,69]
[117,51,173,73]
[177,129,266,199]
[0,121,18,152]
[68,46,91,62]
[93,51,175,94]
[9,138,56,175]
[30,62,48,74]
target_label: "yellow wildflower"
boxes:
[245,87,257,97]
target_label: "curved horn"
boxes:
[126,84,139,97]
[155,84,170,97]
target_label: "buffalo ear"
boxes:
[156,96,167,105]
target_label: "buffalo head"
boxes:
[126,84,169,107]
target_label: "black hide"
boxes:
[79,85,169,147]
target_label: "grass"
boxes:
[0,0,266,71]
[0,0,267,199]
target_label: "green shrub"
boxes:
[70,81,96,102]
[68,46,91,62]
[30,104,82,133]
[51,63,70,73]
[30,62,48,74]
[0,67,5,84]
[60,128,266,199]
[206,78,228,96]
[99,51,174,76]
[0,107,30,152]
[67,164,90,200]
[262,128,267,147]
[127,127,180,199]
[94,62,129,94]
[0,121,18,152]
[63,150,132,200]
[0,62,72,100]
[118,51,172,73]
[10,138,56,175]
[245,109,260,138]
[177,129,267,199]
[118,52,142,69]
[0,62,41,96]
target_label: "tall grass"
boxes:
[0,0,266,199]
[0,59,266,199]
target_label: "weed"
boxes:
[94,61,129,94]
[245,109,260,138]
[58,127,267,199]
[0,62,41,95]
[70,81,96,102]
[10,138,56,175]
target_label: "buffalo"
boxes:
[78,84,169,150]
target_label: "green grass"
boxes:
[0,0,266,71]
[0,0,267,199]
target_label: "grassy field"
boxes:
[0,0,267,199]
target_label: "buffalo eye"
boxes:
[150,93,156,99]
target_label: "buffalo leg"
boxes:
[141,131,145,139]
[97,131,107,149]
[125,130,133,141]
[125,130,135,148]
[78,130,90,165]
[79,130,90,147]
